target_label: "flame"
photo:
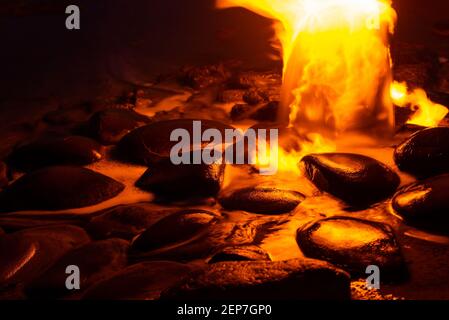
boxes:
[390,81,448,127]
[254,133,336,175]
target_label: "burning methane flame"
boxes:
[217,0,448,173]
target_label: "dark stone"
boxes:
[161,258,350,300]
[217,89,245,103]
[301,153,400,206]
[392,174,449,232]
[26,238,129,298]
[0,225,90,289]
[393,63,433,89]
[136,158,225,200]
[394,127,449,178]
[85,204,173,240]
[131,209,221,253]
[219,187,304,214]
[83,261,195,300]
[208,245,271,264]
[0,166,125,212]
[228,71,282,90]
[117,119,234,165]
[43,107,90,126]
[0,213,86,232]
[0,162,9,188]
[179,65,230,89]
[251,101,279,122]
[243,88,269,105]
[8,136,104,171]
[297,217,406,280]
[230,104,252,122]
[86,109,151,145]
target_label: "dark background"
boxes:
[0,0,448,123]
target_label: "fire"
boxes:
[391,81,448,127]
[217,0,448,174]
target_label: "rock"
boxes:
[0,213,86,231]
[179,64,230,89]
[0,161,9,188]
[301,153,400,206]
[43,107,90,126]
[83,261,195,300]
[162,258,350,300]
[231,101,279,122]
[86,109,151,145]
[394,127,449,178]
[393,63,433,89]
[0,166,125,212]
[26,238,129,298]
[136,158,225,200]
[86,204,173,240]
[217,89,245,103]
[297,217,406,280]
[208,245,271,264]
[219,187,304,214]
[117,119,234,165]
[229,71,282,90]
[392,174,449,231]
[243,88,269,105]
[8,136,104,171]
[0,225,90,289]
[131,210,221,253]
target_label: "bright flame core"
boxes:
[218,0,397,138]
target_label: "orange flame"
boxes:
[391,81,448,127]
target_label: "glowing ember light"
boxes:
[391,81,449,127]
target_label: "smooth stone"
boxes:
[26,238,129,298]
[0,225,90,289]
[131,210,221,253]
[0,166,125,212]
[208,245,271,264]
[136,158,225,200]
[392,174,449,231]
[297,217,406,280]
[86,109,151,145]
[86,204,173,240]
[8,136,104,171]
[219,187,304,214]
[301,153,400,206]
[83,261,195,300]
[0,161,9,188]
[162,258,350,300]
[394,127,449,178]
[117,119,233,165]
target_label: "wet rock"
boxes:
[8,136,104,171]
[85,204,173,240]
[219,187,304,214]
[26,238,129,298]
[0,225,90,289]
[297,217,405,280]
[217,89,245,103]
[0,161,9,188]
[208,245,271,264]
[301,153,400,206]
[243,88,269,105]
[392,174,449,231]
[83,261,196,300]
[229,71,282,90]
[0,213,86,232]
[231,101,279,122]
[394,127,449,178]
[136,158,225,200]
[179,64,230,89]
[117,119,233,165]
[0,166,125,212]
[86,109,151,145]
[131,210,221,253]
[162,258,350,300]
